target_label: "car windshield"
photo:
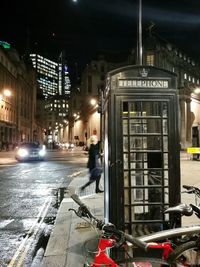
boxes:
[20,143,40,148]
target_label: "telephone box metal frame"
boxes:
[102,65,180,236]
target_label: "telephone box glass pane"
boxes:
[122,100,169,234]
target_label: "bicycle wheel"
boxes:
[168,240,200,266]
[116,254,169,266]
[116,247,170,266]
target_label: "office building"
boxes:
[30,52,71,144]
[30,54,58,98]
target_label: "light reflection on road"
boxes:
[0,149,87,266]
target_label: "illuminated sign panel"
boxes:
[187,147,200,154]
[0,41,10,49]
[118,79,169,88]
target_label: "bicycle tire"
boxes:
[168,240,200,266]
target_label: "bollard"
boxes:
[59,187,65,204]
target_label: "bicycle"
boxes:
[181,185,200,214]
[161,185,200,265]
[68,192,196,266]
[163,184,200,230]
[163,184,200,242]
[137,184,200,266]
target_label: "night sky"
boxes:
[1,0,200,79]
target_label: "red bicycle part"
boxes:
[90,240,174,266]
[91,238,118,267]
[147,242,173,261]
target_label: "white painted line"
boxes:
[8,196,52,267]
[0,219,14,228]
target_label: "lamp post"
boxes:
[89,98,99,137]
[138,0,143,65]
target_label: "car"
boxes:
[15,142,46,162]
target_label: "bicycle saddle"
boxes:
[164,203,193,216]
[190,204,200,218]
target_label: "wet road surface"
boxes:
[0,149,87,266]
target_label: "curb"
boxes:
[41,170,104,267]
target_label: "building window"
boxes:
[146,54,155,66]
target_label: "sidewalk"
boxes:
[41,152,200,267]
[42,172,104,267]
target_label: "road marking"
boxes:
[67,170,85,178]
[0,164,16,167]
[0,219,14,228]
[8,196,52,267]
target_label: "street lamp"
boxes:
[3,89,12,97]
[0,89,12,102]
[90,98,97,106]
[194,87,200,94]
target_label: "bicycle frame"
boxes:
[69,192,200,267]
[90,237,173,266]
[90,225,200,266]
[139,225,200,243]
[90,238,117,266]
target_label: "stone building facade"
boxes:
[68,35,200,150]
[68,54,131,145]
[0,45,43,148]
[143,34,200,149]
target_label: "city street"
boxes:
[0,150,200,266]
[0,148,87,267]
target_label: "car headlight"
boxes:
[18,148,29,157]
[39,149,46,157]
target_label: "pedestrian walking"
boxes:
[80,135,103,193]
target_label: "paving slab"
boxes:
[42,152,200,267]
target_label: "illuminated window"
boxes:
[146,54,154,66]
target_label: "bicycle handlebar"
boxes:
[124,232,148,251]
[70,193,97,220]
[182,185,200,197]
[102,225,148,250]
[70,193,148,251]
[71,193,85,207]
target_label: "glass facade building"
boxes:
[30,54,58,98]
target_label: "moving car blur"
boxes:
[15,142,46,162]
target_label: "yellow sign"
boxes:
[187,147,200,154]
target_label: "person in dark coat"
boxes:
[80,135,103,193]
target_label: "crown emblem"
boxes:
[139,68,148,77]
